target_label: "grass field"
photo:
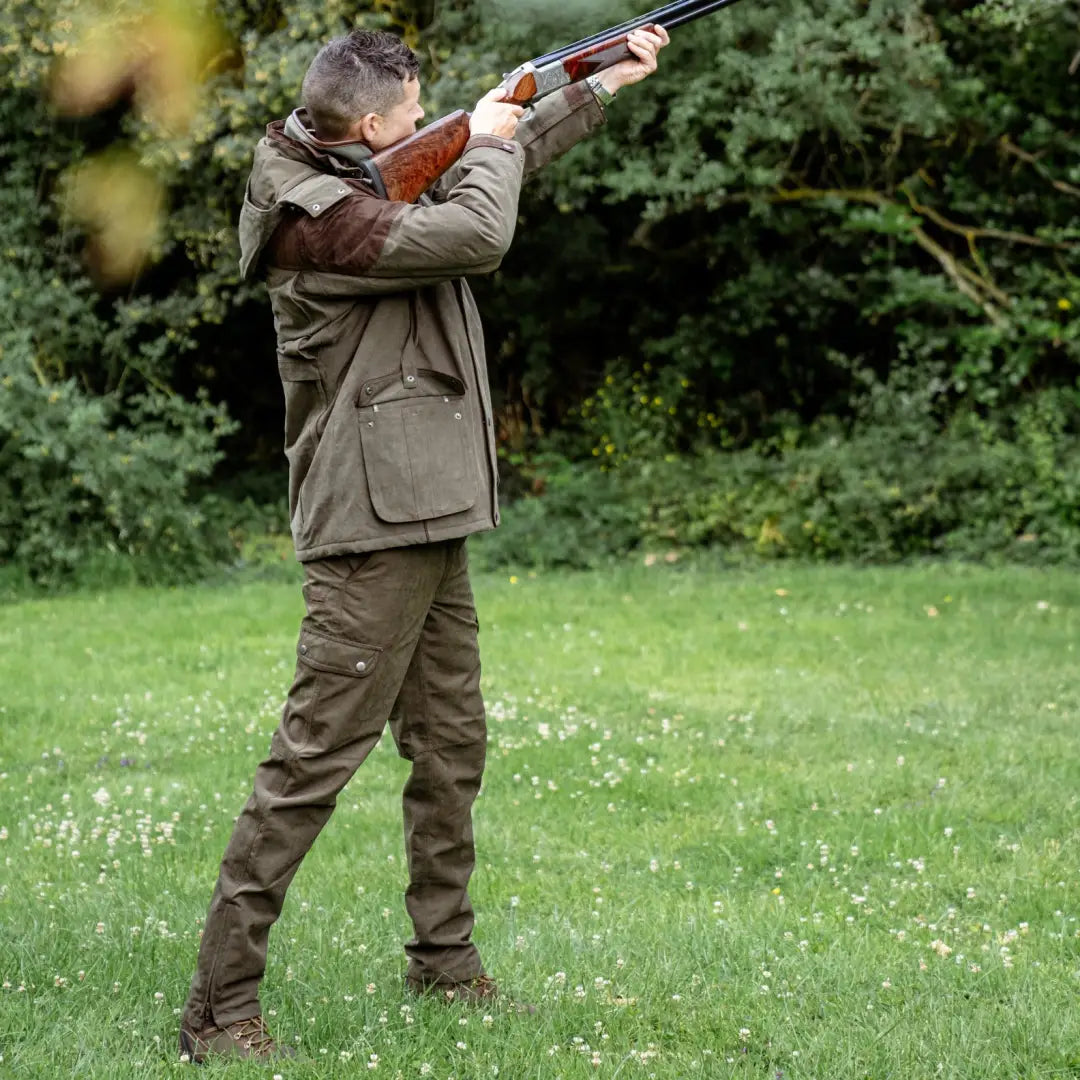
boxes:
[1,559,1079,1079]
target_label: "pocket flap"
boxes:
[282,174,352,218]
[297,629,380,677]
[355,368,466,406]
[278,358,322,382]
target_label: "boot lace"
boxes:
[229,1016,276,1055]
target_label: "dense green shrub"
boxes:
[476,382,1080,570]
[0,65,244,587]
[0,351,236,586]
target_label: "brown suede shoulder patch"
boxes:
[267,181,406,275]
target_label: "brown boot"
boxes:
[406,973,536,1013]
[406,972,500,1004]
[178,1014,295,1063]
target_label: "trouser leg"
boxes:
[183,546,452,1028]
[390,540,487,984]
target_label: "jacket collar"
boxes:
[268,108,374,175]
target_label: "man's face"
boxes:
[368,76,424,150]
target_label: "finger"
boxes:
[633,29,665,53]
[627,31,662,60]
[625,39,657,67]
[654,24,671,46]
[483,86,508,101]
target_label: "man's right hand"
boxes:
[470,87,524,139]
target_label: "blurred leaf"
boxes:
[51,0,227,133]
[63,150,164,285]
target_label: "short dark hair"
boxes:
[301,29,420,140]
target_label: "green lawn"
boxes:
[1,560,1079,1078]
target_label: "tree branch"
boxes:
[899,184,1075,251]
[999,134,1080,199]
[727,187,1009,324]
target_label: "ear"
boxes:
[357,112,383,145]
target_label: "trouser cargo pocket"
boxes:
[274,628,383,759]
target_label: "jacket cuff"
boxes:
[465,134,523,155]
[564,79,603,114]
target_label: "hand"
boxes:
[470,87,525,139]
[597,24,670,95]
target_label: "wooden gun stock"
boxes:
[369,110,472,205]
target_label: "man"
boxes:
[179,22,668,1063]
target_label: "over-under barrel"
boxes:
[499,0,747,106]
[531,0,746,68]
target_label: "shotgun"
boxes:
[361,0,746,204]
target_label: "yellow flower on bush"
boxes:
[1058,298,1072,311]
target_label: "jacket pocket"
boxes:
[359,390,478,523]
[279,357,325,450]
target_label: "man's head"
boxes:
[301,29,423,151]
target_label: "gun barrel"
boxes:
[656,0,745,30]
[530,0,742,67]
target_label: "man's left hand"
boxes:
[596,25,670,95]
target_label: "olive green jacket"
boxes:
[238,83,604,562]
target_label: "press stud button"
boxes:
[355,661,367,673]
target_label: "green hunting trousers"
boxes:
[182,539,486,1029]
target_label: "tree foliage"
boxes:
[444,0,1080,445]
